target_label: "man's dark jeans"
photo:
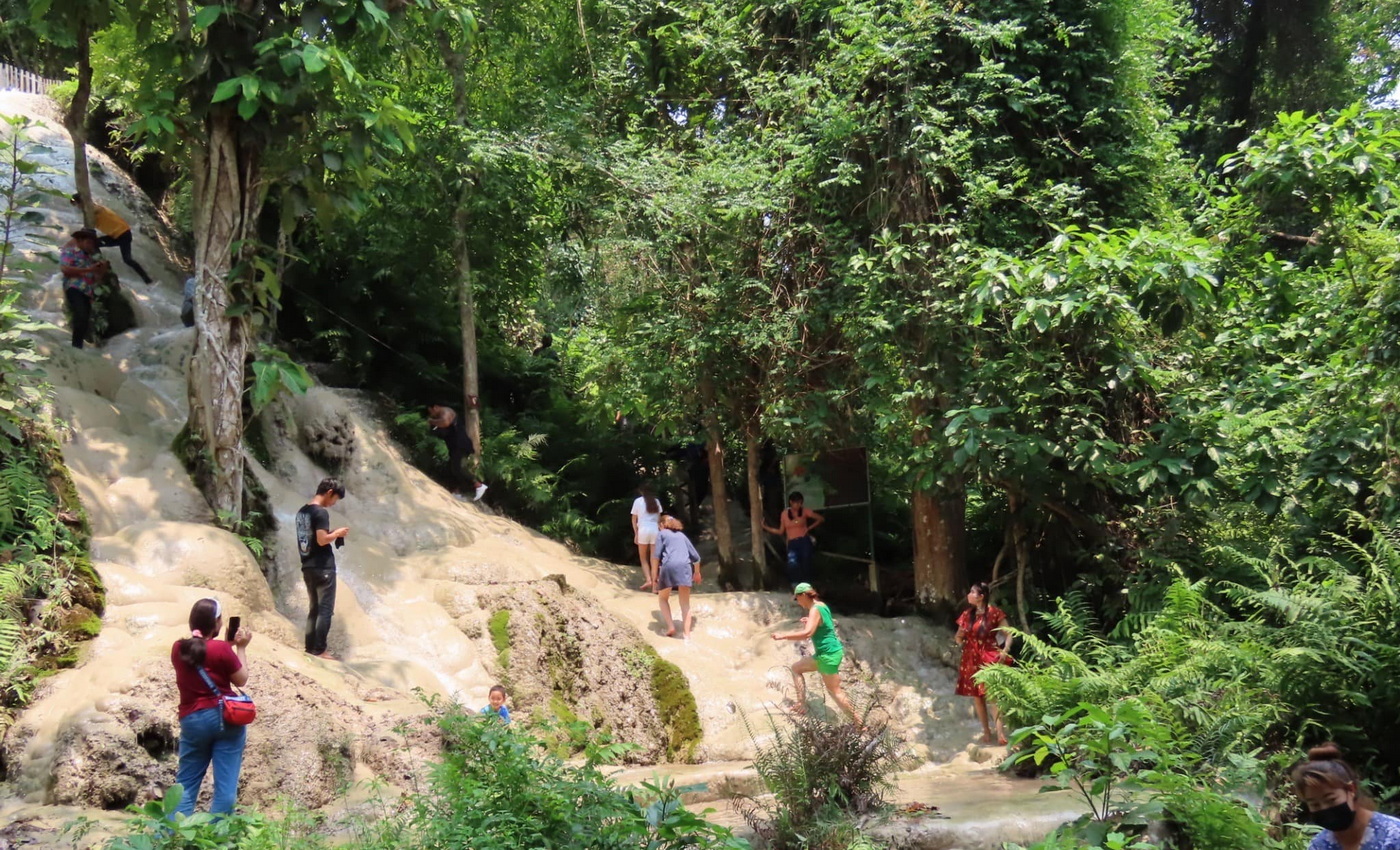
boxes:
[98,230,153,283]
[303,567,336,654]
[64,286,91,349]
[786,536,815,586]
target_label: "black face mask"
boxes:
[1311,801,1357,833]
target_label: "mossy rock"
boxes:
[645,648,703,762]
[58,606,102,641]
[488,609,511,670]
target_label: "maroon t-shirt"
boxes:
[170,639,242,719]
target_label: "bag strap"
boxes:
[195,665,226,699]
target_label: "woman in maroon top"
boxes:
[954,582,1013,745]
[171,598,252,817]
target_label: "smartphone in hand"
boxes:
[225,616,241,642]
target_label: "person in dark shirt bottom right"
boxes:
[295,478,348,659]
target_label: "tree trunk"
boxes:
[699,374,737,588]
[1222,0,1269,151]
[188,108,259,518]
[438,34,483,463]
[64,18,94,228]
[911,485,967,604]
[743,417,764,591]
[1008,491,1031,631]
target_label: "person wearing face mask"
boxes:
[1292,743,1400,850]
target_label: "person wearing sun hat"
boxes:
[771,582,858,723]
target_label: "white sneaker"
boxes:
[473,483,488,501]
[452,492,468,501]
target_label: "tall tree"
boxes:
[99,0,418,517]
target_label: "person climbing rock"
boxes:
[70,193,154,284]
[654,514,701,639]
[1292,743,1400,850]
[296,478,348,659]
[771,582,858,723]
[57,228,109,349]
[631,483,663,590]
[954,582,1013,745]
[427,403,487,501]
[762,491,825,586]
[171,597,252,818]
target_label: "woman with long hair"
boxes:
[955,581,1012,744]
[630,483,663,590]
[171,597,252,817]
[1292,743,1400,849]
[771,582,858,723]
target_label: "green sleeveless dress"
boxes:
[811,602,844,675]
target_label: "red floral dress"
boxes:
[955,605,1007,698]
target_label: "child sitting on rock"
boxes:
[480,684,511,723]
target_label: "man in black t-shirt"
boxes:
[294,478,348,658]
[427,403,488,501]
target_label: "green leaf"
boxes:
[211,78,242,103]
[193,4,223,30]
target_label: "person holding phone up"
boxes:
[171,597,252,817]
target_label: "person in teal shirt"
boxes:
[480,684,511,723]
[771,582,858,723]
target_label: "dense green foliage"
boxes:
[985,527,1400,847]
[100,709,747,850]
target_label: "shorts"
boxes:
[636,530,658,545]
[658,563,694,590]
[814,650,844,676]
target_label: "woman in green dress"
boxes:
[771,582,858,723]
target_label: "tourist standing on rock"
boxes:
[762,491,825,587]
[172,597,252,817]
[1292,743,1400,850]
[427,403,488,501]
[57,228,109,349]
[631,483,663,590]
[654,514,702,639]
[955,582,1012,745]
[296,478,348,659]
[771,582,858,723]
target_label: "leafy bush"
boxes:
[986,525,1400,848]
[733,708,908,850]
[414,705,747,849]
[98,707,747,850]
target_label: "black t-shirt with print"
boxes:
[295,503,335,570]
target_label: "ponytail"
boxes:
[178,598,220,669]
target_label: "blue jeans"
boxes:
[786,536,814,585]
[175,707,246,817]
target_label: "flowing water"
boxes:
[0,91,1071,847]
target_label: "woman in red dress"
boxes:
[955,582,1013,744]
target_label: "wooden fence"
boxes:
[0,63,57,96]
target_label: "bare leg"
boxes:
[679,586,692,639]
[658,587,675,636]
[973,696,994,743]
[789,656,816,714]
[990,699,1007,744]
[637,543,654,590]
[820,672,860,724]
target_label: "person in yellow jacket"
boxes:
[70,193,153,284]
